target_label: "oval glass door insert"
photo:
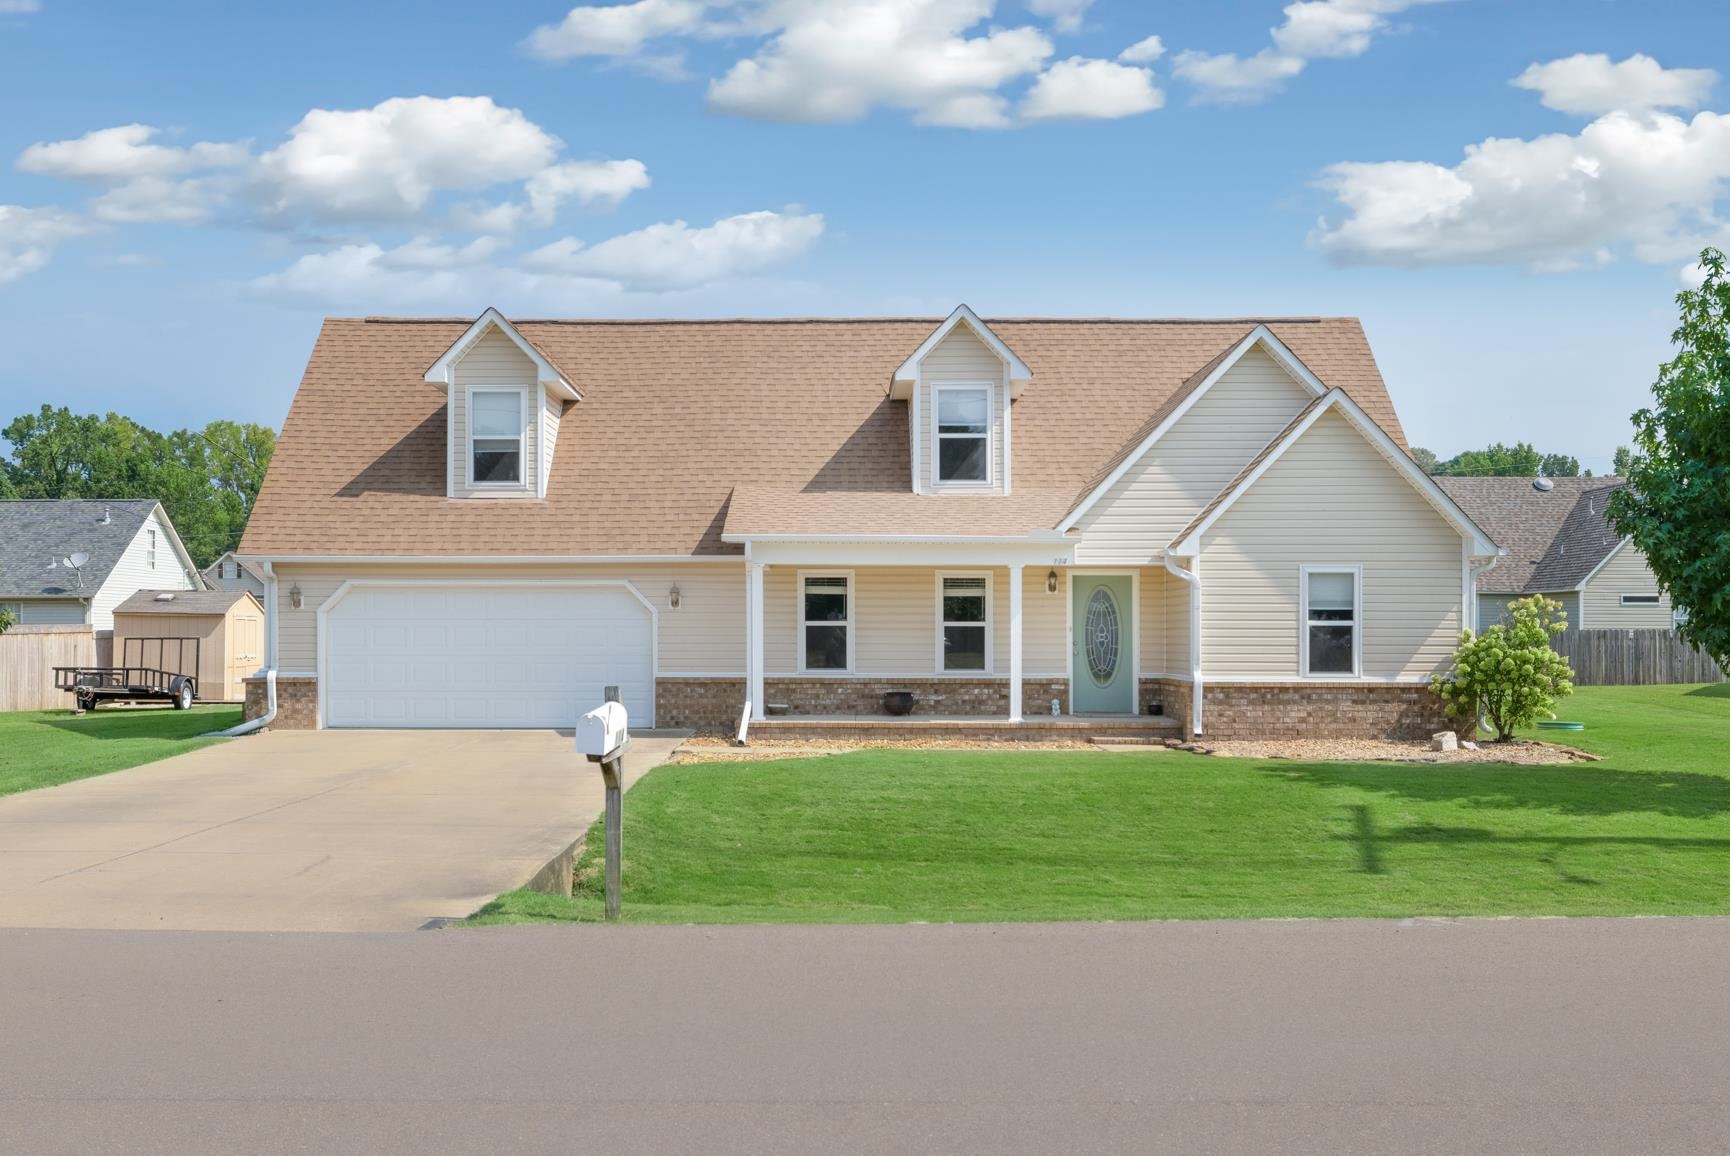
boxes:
[1085,585,1121,686]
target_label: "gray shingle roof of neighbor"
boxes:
[0,499,163,599]
[1435,476,1626,593]
[112,589,259,615]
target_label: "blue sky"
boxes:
[2,0,1726,473]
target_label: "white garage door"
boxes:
[324,584,654,728]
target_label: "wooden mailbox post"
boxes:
[577,686,630,921]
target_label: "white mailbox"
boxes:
[577,700,629,761]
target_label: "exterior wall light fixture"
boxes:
[289,583,303,610]
[1046,569,1059,594]
[669,584,682,610]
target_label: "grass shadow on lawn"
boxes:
[1266,761,1730,821]
[1684,683,1730,699]
[38,708,233,742]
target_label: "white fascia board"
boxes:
[1166,389,1502,558]
[148,502,205,589]
[1573,535,1632,591]
[423,307,581,400]
[892,305,1031,398]
[235,553,736,565]
[1057,325,1325,532]
[745,538,1077,569]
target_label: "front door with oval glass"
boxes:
[1071,574,1134,714]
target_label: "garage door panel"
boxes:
[325,584,653,729]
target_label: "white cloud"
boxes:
[1312,60,1730,269]
[245,242,471,307]
[1118,35,1165,65]
[1026,0,1093,34]
[706,0,1053,128]
[1021,57,1162,121]
[524,0,712,59]
[0,1,43,13]
[1175,0,1444,104]
[17,124,246,181]
[250,96,563,223]
[0,204,92,283]
[1513,53,1717,118]
[88,177,220,224]
[521,207,824,290]
[452,158,652,235]
[1680,260,1710,290]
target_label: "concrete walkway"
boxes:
[0,728,682,933]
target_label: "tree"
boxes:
[0,606,14,634]
[0,406,276,568]
[1410,446,1439,474]
[1539,453,1581,478]
[1612,445,1634,475]
[1436,442,1543,477]
[1430,596,1575,741]
[1609,246,1730,671]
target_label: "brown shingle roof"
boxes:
[114,589,260,615]
[1436,476,1624,593]
[243,315,1402,557]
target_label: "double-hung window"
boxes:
[469,388,525,486]
[934,386,990,484]
[800,573,852,672]
[147,529,157,569]
[1302,567,1359,677]
[939,574,990,672]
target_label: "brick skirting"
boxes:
[242,675,318,730]
[1200,682,1464,741]
[656,678,746,733]
[1141,677,1193,735]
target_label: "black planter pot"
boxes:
[883,691,915,716]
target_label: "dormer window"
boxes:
[935,385,991,485]
[469,387,525,486]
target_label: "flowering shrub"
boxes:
[1430,595,1575,742]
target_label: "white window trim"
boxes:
[464,384,532,492]
[1299,565,1362,679]
[1619,593,1662,606]
[935,570,993,674]
[797,569,855,674]
[930,381,994,489]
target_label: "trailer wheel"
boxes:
[75,691,95,713]
[173,681,194,710]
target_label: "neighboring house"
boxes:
[1438,477,1674,632]
[238,307,1500,738]
[202,551,268,598]
[0,499,201,633]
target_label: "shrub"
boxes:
[1430,595,1575,742]
[0,606,14,634]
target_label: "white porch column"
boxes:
[1007,564,1024,723]
[748,560,766,722]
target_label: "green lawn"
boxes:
[469,684,1730,925]
[0,706,241,798]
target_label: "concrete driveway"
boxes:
[0,728,681,933]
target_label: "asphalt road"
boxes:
[3,918,1729,1154]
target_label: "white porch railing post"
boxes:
[748,560,766,722]
[1008,564,1024,723]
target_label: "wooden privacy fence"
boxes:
[1553,628,1727,686]
[0,624,95,711]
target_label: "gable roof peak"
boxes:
[892,304,1032,397]
[422,306,580,400]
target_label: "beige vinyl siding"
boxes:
[1580,542,1673,629]
[1162,560,1193,677]
[1075,347,1314,565]
[1199,409,1463,681]
[450,329,538,498]
[540,390,562,497]
[764,566,1070,677]
[1477,591,1579,634]
[916,327,1007,493]
[273,563,744,674]
[90,510,196,632]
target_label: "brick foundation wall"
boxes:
[1141,677,1193,734]
[1200,682,1466,741]
[656,678,746,733]
[764,677,1014,717]
[242,676,318,730]
[1020,679,1070,719]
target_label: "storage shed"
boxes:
[111,589,265,702]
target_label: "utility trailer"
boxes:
[55,637,200,712]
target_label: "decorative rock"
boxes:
[1461,740,1479,751]
[1430,731,1459,753]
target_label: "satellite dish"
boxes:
[68,551,90,569]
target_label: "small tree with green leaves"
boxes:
[0,607,15,634]
[1430,595,1575,741]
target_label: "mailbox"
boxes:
[577,700,629,761]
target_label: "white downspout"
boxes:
[210,560,277,737]
[1468,554,1501,635]
[1163,554,1203,736]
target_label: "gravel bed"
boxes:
[1206,737,1598,765]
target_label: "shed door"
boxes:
[324,584,654,728]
